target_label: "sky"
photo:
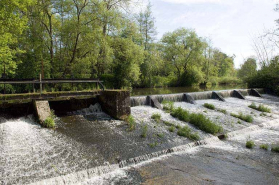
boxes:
[135,0,279,68]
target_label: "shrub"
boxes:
[177,126,200,141]
[203,103,215,110]
[230,113,253,123]
[151,113,161,123]
[271,145,279,153]
[126,115,136,131]
[260,144,268,150]
[246,140,255,149]
[141,125,148,138]
[249,103,271,113]
[168,126,175,132]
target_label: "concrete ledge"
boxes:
[147,96,163,110]
[98,90,131,120]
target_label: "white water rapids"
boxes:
[0,94,279,184]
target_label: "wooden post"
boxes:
[40,74,42,95]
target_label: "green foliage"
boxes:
[217,109,227,114]
[230,113,253,123]
[260,144,269,150]
[126,115,136,131]
[162,100,174,112]
[170,107,222,135]
[246,140,255,149]
[151,113,161,123]
[177,126,200,141]
[168,126,175,132]
[157,133,164,138]
[238,58,257,82]
[203,103,215,110]
[149,142,158,148]
[249,103,271,113]
[141,125,148,138]
[163,121,175,127]
[271,145,279,153]
[189,113,222,135]
[43,117,55,128]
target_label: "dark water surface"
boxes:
[131,84,247,96]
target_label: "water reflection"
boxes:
[131,84,247,96]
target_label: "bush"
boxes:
[126,115,136,131]
[260,144,269,150]
[151,113,161,123]
[246,140,255,149]
[230,113,253,123]
[249,103,271,113]
[203,103,215,110]
[218,76,242,85]
[177,126,200,141]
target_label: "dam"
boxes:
[0,88,279,184]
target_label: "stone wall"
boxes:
[98,90,131,120]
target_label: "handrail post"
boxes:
[40,74,42,95]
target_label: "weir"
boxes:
[130,88,264,108]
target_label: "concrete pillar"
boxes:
[33,100,51,125]
[98,90,131,120]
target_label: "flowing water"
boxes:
[1,90,279,184]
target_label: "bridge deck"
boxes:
[0,90,101,104]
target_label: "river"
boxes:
[131,84,247,96]
[1,88,279,185]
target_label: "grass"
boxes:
[177,126,200,141]
[163,121,175,127]
[126,115,136,131]
[217,109,227,114]
[162,100,174,112]
[260,144,269,150]
[249,103,271,113]
[230,113,253,123]
[203,103,215,110]
[43,117,55,128]
[151,113,161,123]
[271,145,279,153]
[157,133,164,138]
[149,142,158,148]
[170,107,222,135]
[246,140,255,149]
[141,125,148,138]
[168,126,175,132]
[43,109,56,128]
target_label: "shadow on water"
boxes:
[131,84,247,96]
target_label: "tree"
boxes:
[0,0,34,76]
[238,58,257,81]
[161,28,205,85]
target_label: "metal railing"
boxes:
[0,75,105,94]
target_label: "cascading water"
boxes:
[1,91,279,184]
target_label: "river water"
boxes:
[1,90,279,184]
